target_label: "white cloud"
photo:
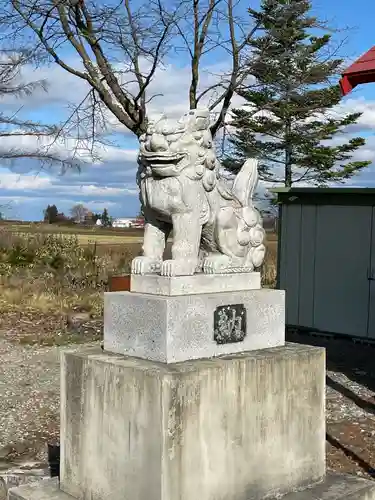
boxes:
[0,172,52,190]
[5,56,252,131]
[333,97,375,131]
[2,59,375,220]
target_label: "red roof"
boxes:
[339,46,375,96]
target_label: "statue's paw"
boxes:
[203,255,231,274]
[249,226,266,247]
[161,259,197,277]
[251,244,266,268]
[131,257,162,275]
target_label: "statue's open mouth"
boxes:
[140,150,186,168]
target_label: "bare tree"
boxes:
[3,0,261,139]
[70,203,88,223]
[0,50,81,169]
[174,0,261,135]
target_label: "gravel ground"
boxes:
[0,327,374,478]
[0,338,61,460]
[0,334,98,464]
[287,331,375,479]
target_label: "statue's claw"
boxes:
[161,259,197,277]
[203,254,231,274]
[249,245,267,269]
[131,257,162,275]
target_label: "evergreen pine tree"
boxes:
[101,208,111,227]
[43,204,59,224]
[225,0,370,187]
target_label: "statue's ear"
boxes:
[204,150,216,170]
[202,169,216,192]
[202,130,213,148]
[185,164,204,181]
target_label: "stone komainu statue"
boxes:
[132,108,266,276]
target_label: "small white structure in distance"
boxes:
[112,218,134,228]
[95,219,102,227]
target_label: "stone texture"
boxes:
[132,108,266,277]
[283,473,375,500]
[58,345,324,500]
[8,479,68,500]
[9,474,375,500]
[1,464,49,500]
[130,272,261,296]
[104,288,285,363]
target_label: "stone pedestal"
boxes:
[104,279,285,363]
[130,272,261,295]
[104,289,285,363]
[9,473,375,500]
[61,345,326,500]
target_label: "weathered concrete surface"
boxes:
[130,272,261,296]
[0,463,49,500]
[283,473,375,500]
[59,344,325,500]
[8,474,375,500]
[104,288,285,362]
[8,478,67,500]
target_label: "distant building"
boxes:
[112,218,133,228]
[112,217,145,229]
[83,211,96,225]
[132,216,145,228]
[96,219,102,226]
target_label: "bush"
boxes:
[0,229,135,291]
[0,228,277,319]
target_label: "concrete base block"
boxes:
[8,479,66,500]
[283,473,375,500]
[104,288,285,362]
[10,474,375,500]
[57,344,324,500]
[130,272,261,296]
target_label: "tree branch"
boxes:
[211,10,261,136]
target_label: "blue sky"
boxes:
[1,0,375,221]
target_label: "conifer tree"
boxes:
[226,0,370,187]
[101,208,111,227]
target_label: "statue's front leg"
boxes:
[161,213,201,276]
[131,219,169,275]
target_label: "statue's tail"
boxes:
[231,158,259,208]
[214,157,266,269]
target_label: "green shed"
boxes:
[273,188,375,340]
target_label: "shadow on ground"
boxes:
[287,330,375,477]
[287,330,375,405]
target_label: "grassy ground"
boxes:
[0,225,277,345]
